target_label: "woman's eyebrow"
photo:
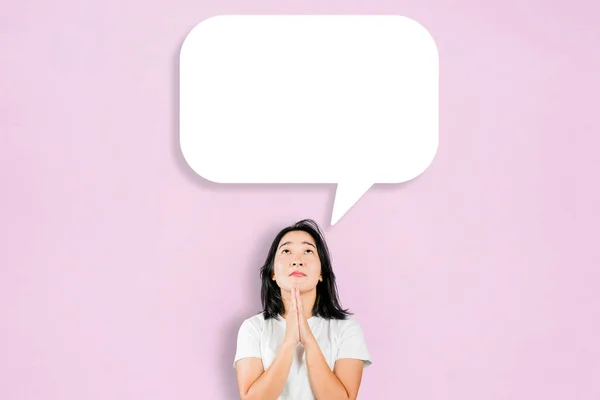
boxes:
[278,241,316,249]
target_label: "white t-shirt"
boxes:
[233,312,372,400]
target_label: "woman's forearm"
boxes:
[243,341,296,400]
[304,338,351,400]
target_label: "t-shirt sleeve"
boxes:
[336,318,372,368]
[233,318,262,369]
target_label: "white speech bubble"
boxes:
[180,15,438,225]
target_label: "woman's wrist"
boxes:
[303,334,319,350]
[282,339,299,349]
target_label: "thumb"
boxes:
[295,288,303,313]
[290,288,297,313]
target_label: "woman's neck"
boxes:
[282,287,316,320]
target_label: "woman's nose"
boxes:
[291,260,304,267]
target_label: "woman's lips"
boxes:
[289,271,306,277]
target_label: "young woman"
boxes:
[233,219,371,400]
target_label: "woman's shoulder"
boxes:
[324,316,370,352]
[321,315,365,332]
[238,312,271,333]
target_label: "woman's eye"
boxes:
[281,249,290,254]
[305,249,313,254]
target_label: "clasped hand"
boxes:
[284,287,314,346]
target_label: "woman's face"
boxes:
[272,230,322,293]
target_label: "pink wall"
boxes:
[2,0,599,399]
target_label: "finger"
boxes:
[296,290,303,313]
[290,288,296,311]
[296,290,302,328]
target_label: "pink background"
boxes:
[2,0,600,399]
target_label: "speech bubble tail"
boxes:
[331,183,372,226]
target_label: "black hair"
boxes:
[259,219,351,320]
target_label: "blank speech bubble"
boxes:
[180,15,439,225]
